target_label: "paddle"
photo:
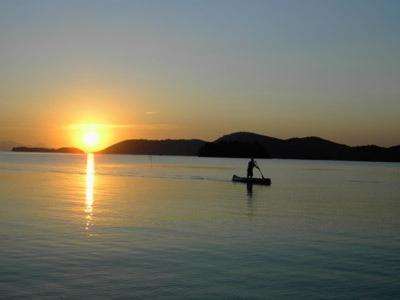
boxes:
[255,161,265,179]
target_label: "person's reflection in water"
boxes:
[246,183,253,198]
[246,182,254,216]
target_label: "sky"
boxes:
[0,0,399,149]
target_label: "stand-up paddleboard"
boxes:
[232,175,271,185]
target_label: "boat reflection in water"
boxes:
[85,153,95,233]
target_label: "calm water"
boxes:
[0,152,399,299]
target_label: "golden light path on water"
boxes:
[85,153,95,232]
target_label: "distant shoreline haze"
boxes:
[12,147,84,154]
[11,132,400,162]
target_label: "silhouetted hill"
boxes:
[214,132,289,157]
[198,141,270,158]
[12,147,83,154]
[100,139,206,156]
[213,132,400,162]
[279,137,351,160]
[215,132,282,144]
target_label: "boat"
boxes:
[232,175,271,185]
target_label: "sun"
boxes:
[83,131,99,148]
[70,124,102,152]
[69,123,112,153]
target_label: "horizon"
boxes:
[1,0,400,149]
[8,130,400,152]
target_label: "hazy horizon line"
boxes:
[4,131,400,150]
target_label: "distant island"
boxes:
[99,132,399,162]
[12,147,84,154]
[11,132,400,162]
[100,139,205,156]
[198,140,270,158]
[210,132,400,162]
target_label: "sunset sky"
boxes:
[1,0,399,149]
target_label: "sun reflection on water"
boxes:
[85,153,95,232]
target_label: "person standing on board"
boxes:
[247,158,258,179]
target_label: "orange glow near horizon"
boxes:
[69,123,112,152]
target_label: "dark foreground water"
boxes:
[0,152,399,299]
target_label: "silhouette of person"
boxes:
[247,158,257,179]
[246,182,253,197]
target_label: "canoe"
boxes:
[232,175,271,185]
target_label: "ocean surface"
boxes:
[0,152,399,299]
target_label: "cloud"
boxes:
[145,111,159,115]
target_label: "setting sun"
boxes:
[68,124,111,153]
[83,131,99,148]
[79,125,101,152]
